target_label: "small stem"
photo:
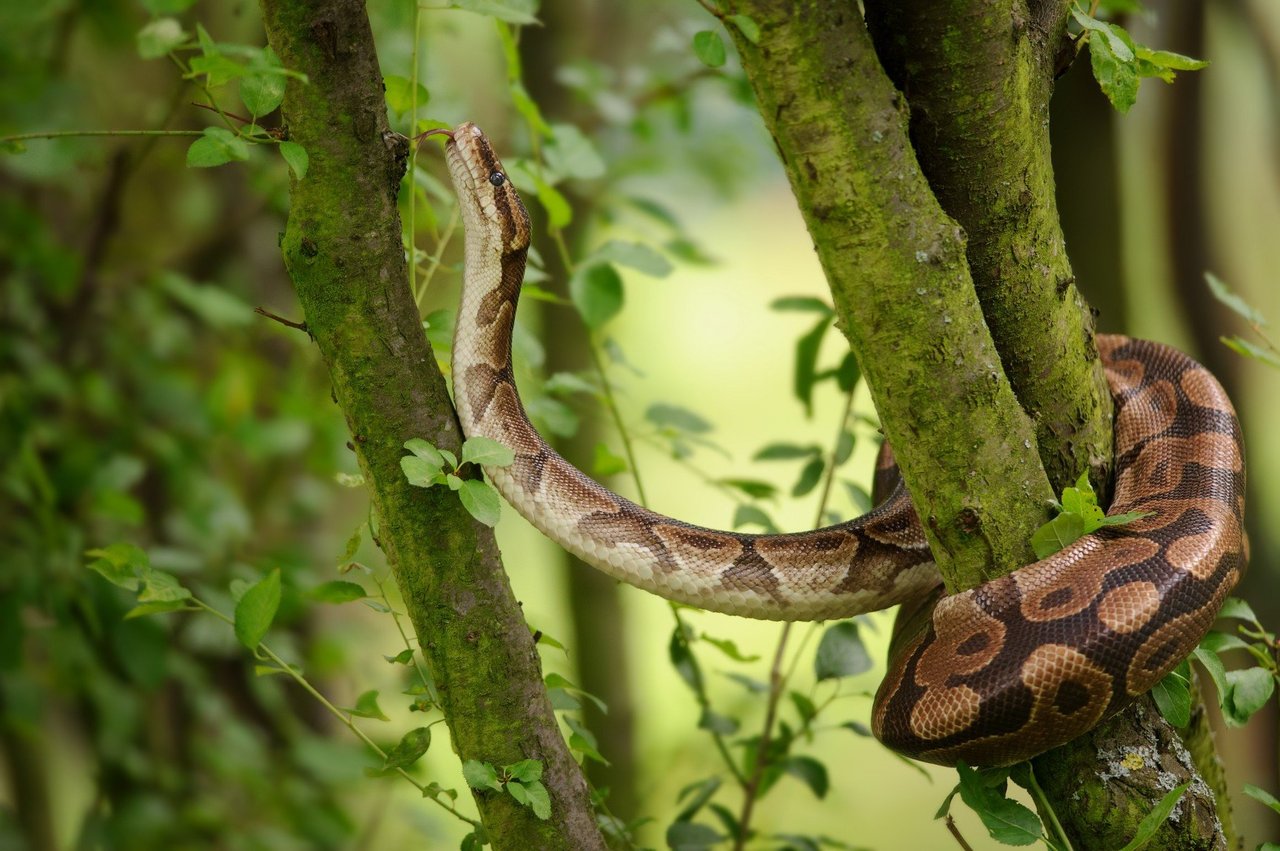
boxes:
[2,129,204,144]
[733,624,791,850]
[407,6,423,298]
[945,815,977,851]
[190,599,478,827]
[415,206,459,308]
[254,306,309,333]
[813,385,857,525]
[1026,764,1074,851]
[695,0,725,19]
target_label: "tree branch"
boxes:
[255,2,603,846]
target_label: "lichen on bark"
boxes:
[256,1,603,846]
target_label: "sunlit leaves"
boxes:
[278,141,308,180]
[1031,471,1150,558]
[570,263,624,329]
[692,31,727,68]
[952,762,1042,846]
[1151,660,1191,727]
[1072,8,1207,113]
[401,437,512,527]
[239,72,286,117]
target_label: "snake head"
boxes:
[438,121,531,256]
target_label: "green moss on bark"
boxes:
[256,2,603,846]
[720,0,1056,590]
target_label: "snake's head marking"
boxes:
[436,121,531,256]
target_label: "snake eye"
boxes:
[488,171,506,186]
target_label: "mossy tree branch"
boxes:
[256,1,603,846]
[715,1,1228,848]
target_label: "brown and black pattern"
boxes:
[438,123,1246,767]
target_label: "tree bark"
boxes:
[256,2,603,846]
[715,1,1228,847]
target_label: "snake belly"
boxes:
[438,121,1246,766]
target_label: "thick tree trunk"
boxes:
[715,1,1229,847]
[256,2,604,846]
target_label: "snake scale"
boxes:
[429,122,1246,766]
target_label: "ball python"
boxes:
[426,122,1246,766]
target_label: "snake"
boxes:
[427,121,1246,767]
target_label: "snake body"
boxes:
[435,122,1246,766]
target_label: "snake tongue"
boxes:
[416,127,454,144]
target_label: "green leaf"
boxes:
[668,624,702,691]
[691,30,726,68]
[1206,273,1266,326]
[1031,511,1085,558]
[771,296,833,315]
[564,715,609,764]
[461,436,515,467]
[793,316,831,417]
[843,480,872,513]
[446,0,540,25]
[239,73,286,117]
[732,504,776,532]
[570,263,623,329]
[506,778,551,819]
[1086,22,1139,112]
[534,175,571,228]
[781,755,829,799]
[1151,667,1191,727]
[1220,335,1280,369]
[590,240,672,277]
[86,543,150,590]
[699,634,760,662]
[404,438,447,467]
[278,141,308,180]
[309,580,366,603]
[186,127,250,169]
[814,621,871,681]
[717,478,777,500]
[158,272,255,327]
[458,479,503,527]
[383,727,432,770]
[675,776,722,821]
[544,123,605,180]
[791,456,825,498]
[348,689,390,721]
[1219,597,1260,624]
[1116,782,1190,851]
[1244,784,1280,816]
[505,758,543,784]
[233,569,281,649]
[386,648,415,665]
[789,691,817,726]
[401,456,445,487]
[1191,646,1229,705]
[462,759,504,792]
[754,442,821,461]
[592,443,627,477]
[383,74,429,115]
[726,14,760,44]
[646,403,712,434]
[955,762,1042,846]
[697,708,739,736]
[1223,667,1275,726]
[666,820,724,850]
[136,18,187,59]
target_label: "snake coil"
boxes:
[432,122,1246,766]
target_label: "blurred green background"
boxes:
[2,0,1278,848]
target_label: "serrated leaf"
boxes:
[1086,22,1139,113]
[726,14,760,44]
[401,456,445,487]
[505,758,543,783]
[383,74,429,115]
[1116,782,1190,851]
[1151,669,1191,727]
[956,762,1042,846]
[570,263,623,329]
[383,727,432,770]
[137,17,187,59]
[1224,667,1274,726]
[233,569,281,649]
[590,240,672,277]
[348,689,390,721]
[1031,511,1085,558]
[239,73,286,117]
[186,127,250,168]
[278,141,308,180]
[462,759,503,792]
[309,580,366,603]
[461,435,515,467]
[458,479,502,527]
[814,621,871,681]
[691,30,726,68]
